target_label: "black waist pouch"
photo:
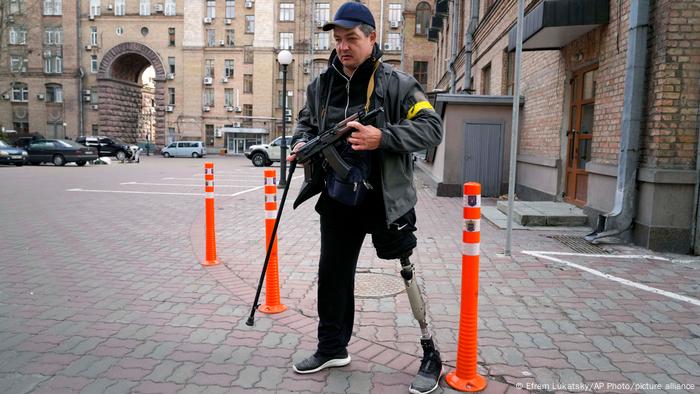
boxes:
[325,143,372,207]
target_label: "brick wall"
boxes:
[644,0,700,170]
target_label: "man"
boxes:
[288,2,444,393]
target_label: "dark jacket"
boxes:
[292,44,443,225]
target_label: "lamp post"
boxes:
[277,50,293,188]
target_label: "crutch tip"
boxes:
[245,317,255,326]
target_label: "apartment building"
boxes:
[1,0,436,154]
[422,0,700,253]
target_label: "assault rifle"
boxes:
[294,107,384,179]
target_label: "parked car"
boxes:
[0,140,28,166]
[244,136,293,167]
[13,134,44,150]
[161,141,207,158]
[75,136,138,161]
[26,139,98,166]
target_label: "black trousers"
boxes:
[315,198,417,357]
[316,213,367,357]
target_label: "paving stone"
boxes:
[254,367,286,390]
[0,373,49,394]
[231,365,264,388]
[166,362,200,384]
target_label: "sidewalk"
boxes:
[0,158,698,393]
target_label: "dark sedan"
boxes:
[26,139,98,166]
[0,140,28,166]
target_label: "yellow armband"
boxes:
[406,101,434,120]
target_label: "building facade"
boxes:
[423,0,700,253]
[1,0,436,153]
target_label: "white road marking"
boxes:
[524,251,670,261]
[121,182,259,188]
[523,251,700,307]
[67,187,263,197]
[164,177,270,181]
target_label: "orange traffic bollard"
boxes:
[259,169,287,314]
[202,162,220,266]
[445,182,487,392]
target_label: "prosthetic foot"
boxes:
[399,253,443,394]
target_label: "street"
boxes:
[0,156,698,393]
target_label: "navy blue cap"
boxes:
[322,2,376,31]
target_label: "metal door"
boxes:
[463,123,504,197]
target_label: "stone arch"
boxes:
[96,42,167,146]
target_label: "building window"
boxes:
[243,74,253,93]
[11,82,28,102]
[10,0,25,14]
[413,61,428,87]
[388,3,402,23]
[314,32,330,50]
[9,26,27,45]
[312,60,326,77]
[386,33,401,51]
[224,59,234,78]
[204,59,215,78]
[140,0,150,15]
[168,87,175,105]
[44,49,62,74]
[243,104,252,116]
[279,32,293,50]
[225,0,235,18]
[203,88,214,107]
[91,55,98,73]
[314,3,329,24]
[278,90,293,109]
[481,63,491,95]
[168,56,176,74]
[45,27,63,45]
[91,88,99,104]
[207,0,216,18]
[115,0,125,15]
[504,50,514,95]
[226,29,235,47]
[224,88,234,107]
[207,29,216,46]
[90,26,98,46]
[92,124,100,136]
[43,0,62,16]
[415,2,430,35]
[245,15,254,33]
[46,84,63,103]
[90,0,100,16]
[169,27,176,46]
[10,56,27,73]
[165,0,176,16]
[244,46,253,63]
[279,3,294,21]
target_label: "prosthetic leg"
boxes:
[399,252,443,394]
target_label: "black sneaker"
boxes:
[292,352,351,374]
[409,338,443,394]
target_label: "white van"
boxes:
[162,141,206,158]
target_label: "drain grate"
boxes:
[355,272,405,298]
[546,234,612,254]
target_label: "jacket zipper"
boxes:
[332,63,352,118]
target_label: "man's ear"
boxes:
[369,31,377,45]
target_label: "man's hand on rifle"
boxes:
[347,121,382,151]
[287,142,305,162]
